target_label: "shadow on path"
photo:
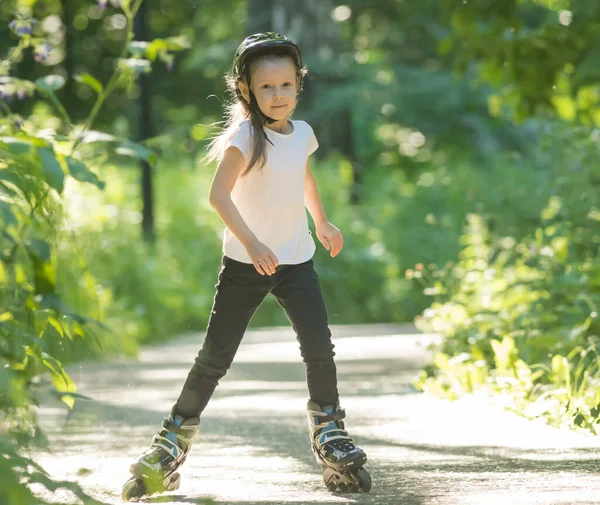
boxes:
[34,326,600,505]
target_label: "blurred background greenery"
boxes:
[1,0,600,502]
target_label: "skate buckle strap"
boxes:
[317,428,353,451]
[313,408,346,426]
[151,434,184,459]
[164,415,184,432]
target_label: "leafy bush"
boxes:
[0,132,110,503]
[56,162,225,354]
[0,1,188,502]
[413,123,600,432]
[63,118,597,340]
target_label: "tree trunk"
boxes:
[134,1,155,244]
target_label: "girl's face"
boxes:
[241,56,299,124]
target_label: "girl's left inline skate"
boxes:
[121,413,200,501]
[306,399,372,492]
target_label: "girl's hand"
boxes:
[316,221,344,257]
[245,240,279,275]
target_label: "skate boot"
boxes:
[306,399,371,492]
[121,413,200,501]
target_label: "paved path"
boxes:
[33,324,600,505]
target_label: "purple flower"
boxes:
[17,90,26,100]
[9,18,38,36]
[98,0,108,10]
[16,25,33,35]
[34,42,52,62]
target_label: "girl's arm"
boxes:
[209,147,278,275]
[304,160,328,226]
[304,160,344,257]
[209,147,257,248]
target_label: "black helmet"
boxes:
[232,32,303,126]
[232,32,303,79]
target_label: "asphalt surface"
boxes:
[33,323,600,505]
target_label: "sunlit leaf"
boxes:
[118,58,152,74]
[552,95,576,121]
[66,157,106,189]
[35,74,66,93]
[38,148,65,194]
[77,130,117,144]
[164,36,191,51]
[74,73,103,94]
[128,41,148,57]
[47,316,64,338]
[0,136,32,155]
[115,140,156,164]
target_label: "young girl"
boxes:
[121,32,371,500]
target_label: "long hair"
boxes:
[206,46,307,176]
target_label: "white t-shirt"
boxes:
[223,119,319,264]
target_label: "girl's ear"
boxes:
[238,80,251,102]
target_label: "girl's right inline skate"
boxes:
[121,413,200,501]
[306,399,372,492]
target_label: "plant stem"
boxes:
[70,0,144,155]
[8,42,25,64]
[47,92,73,129]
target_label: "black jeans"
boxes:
[172,255,338,419]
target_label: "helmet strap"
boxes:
[248,90,276,147]
[249,90,277,125]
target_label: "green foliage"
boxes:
[0,1,188,502]
[57,153,438,336]
[301,0,533,175]
[59,117,600,338]
[0,132,104,396]
[0,426,106,505]
[0,132,110,503]
[1,5,598,499]
[441,0,600,122]
[56,163,225,353]
[413,123,600,432]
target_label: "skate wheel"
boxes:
[122,477,146,501]
[165,472,181,491]
[339,482,352,493]
[356,468,372,492]
[323,467,355,493]
[322,467,337,492]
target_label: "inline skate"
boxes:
[121,413,200,501]
[306,399,371,492]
